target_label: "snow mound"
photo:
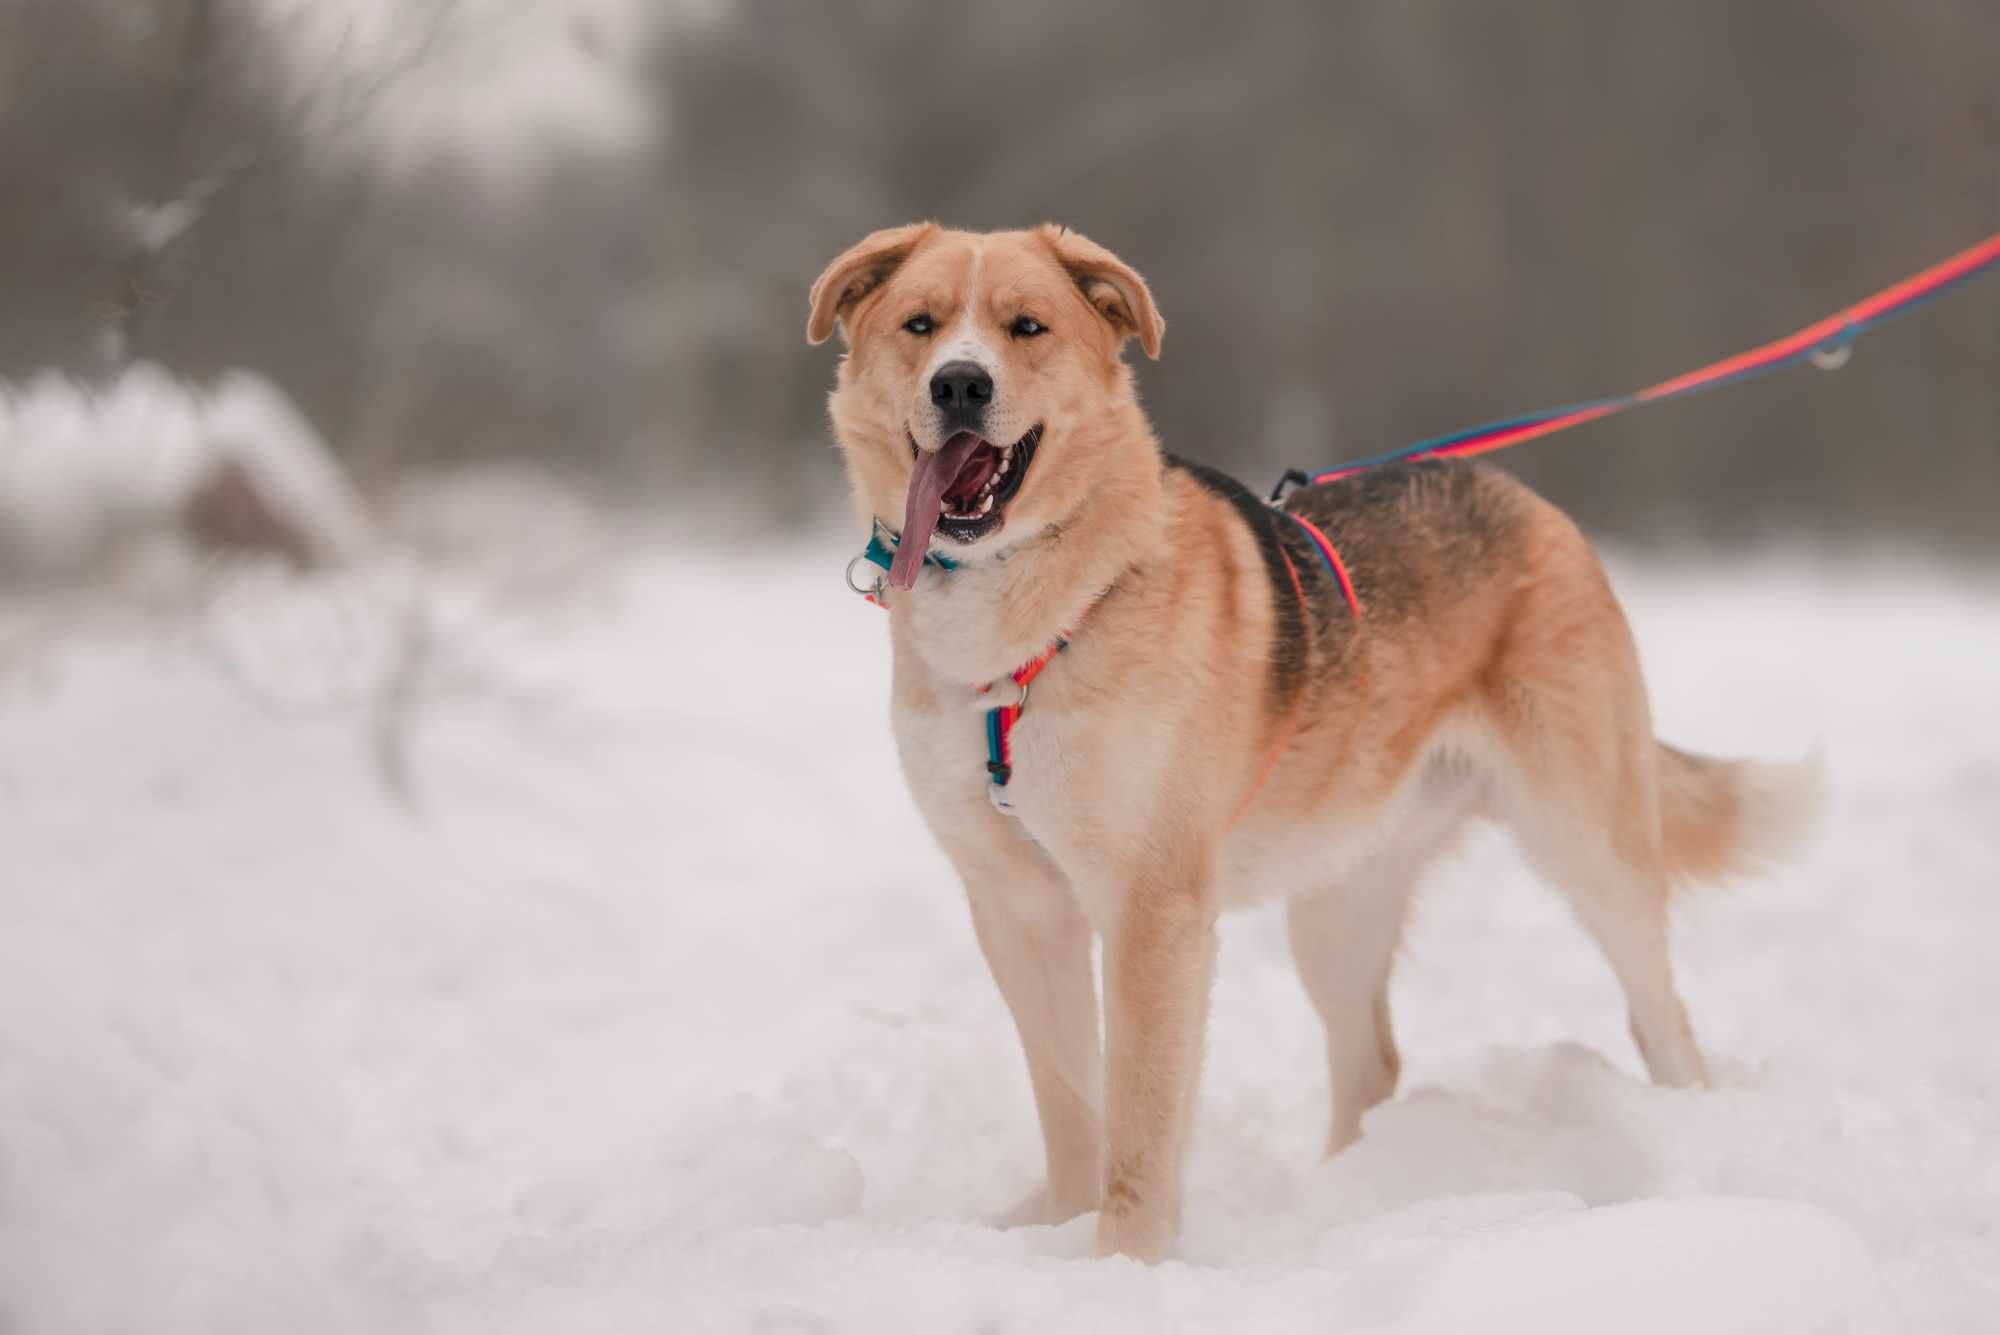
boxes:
[1318,1196,1884,1334]
[0,365,371,575]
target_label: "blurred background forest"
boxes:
[2,0,1995,565]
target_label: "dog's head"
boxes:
[808,224,1165,590]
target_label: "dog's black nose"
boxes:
[929,361,993,413]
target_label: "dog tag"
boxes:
[988,783,1019,817]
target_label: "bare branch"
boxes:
[102,0,464,372]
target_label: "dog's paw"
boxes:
[990,1183,1098,1229]
[1094,1176,1178,1262]
[1094,1209,1175,1264]
[989,1186,1049,1229]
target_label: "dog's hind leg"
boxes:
[1520,821,1708,1088]
[1286,844,1426,1156]
[1575,884,1706,1088]
[1516,770,1710,1088]
[1493,682,1709,1087]
[1479,515,1711,1089]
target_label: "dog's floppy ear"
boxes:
[806,223,937,345]
[1038,224,1165,360]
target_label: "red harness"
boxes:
[977,632,1070,792]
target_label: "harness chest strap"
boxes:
[851,523,1074,800]
[978,633,1068,788]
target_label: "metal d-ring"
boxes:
[845,553,885,600]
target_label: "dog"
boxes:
[806,222,1820,1261]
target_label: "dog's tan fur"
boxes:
[807,224,1821,1261]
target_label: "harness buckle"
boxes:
[1268,468,1312,505]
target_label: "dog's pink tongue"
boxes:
[889,431,984,591]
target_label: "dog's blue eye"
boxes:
[1011,315,1046,338]
[903,314,933,335]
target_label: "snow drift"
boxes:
[0,365,371,576]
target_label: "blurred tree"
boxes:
[652,0,2000,547]
[0,0,456,374]
[2,0,1995,548]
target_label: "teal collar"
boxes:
[845,519,958,603]
[860,518,958,574]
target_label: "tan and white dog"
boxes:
[806,223,1819,1261]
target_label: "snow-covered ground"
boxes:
[3,516,1997,1333]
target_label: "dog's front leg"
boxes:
[1095,844,1218,1262]
[943,827,1104,1225]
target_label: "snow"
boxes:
[3,508,1997,1332]
[0,366,371,574]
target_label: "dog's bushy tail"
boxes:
[1656,742,1826,886]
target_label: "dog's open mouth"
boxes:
[928,426,1039,536]
[887,425,1040,590]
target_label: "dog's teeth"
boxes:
[978,493,993,514]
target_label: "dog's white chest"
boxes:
[891,693,991,802]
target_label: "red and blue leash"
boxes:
[1272,231,2000,500]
